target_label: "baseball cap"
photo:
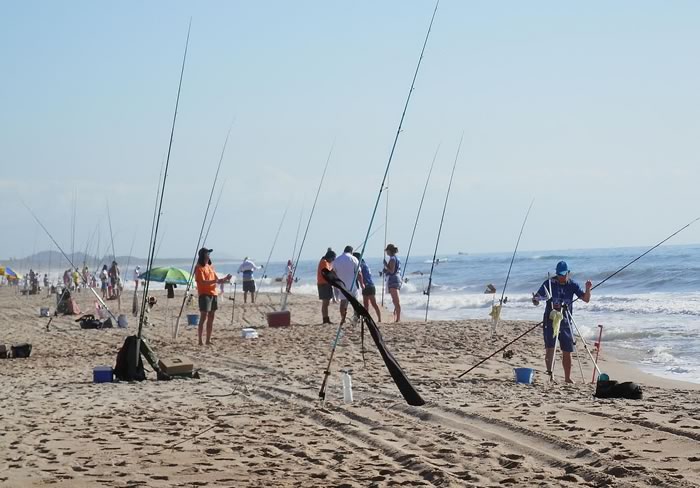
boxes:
[198,248,213,257]
[555,260,569,276]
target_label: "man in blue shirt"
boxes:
[532,261,592,383]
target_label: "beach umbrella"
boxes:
[138,266,191,285]
[3,266,18,279]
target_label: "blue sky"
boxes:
[1,1,699,262]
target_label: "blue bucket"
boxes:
[514,367,535,384]
[186,314,199,326]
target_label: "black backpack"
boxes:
[595,380,643,400]
[114,336,145,381]
[11,343,32,358]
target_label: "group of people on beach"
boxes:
[316,243,402,325]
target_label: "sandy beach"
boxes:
[2,286,700,488]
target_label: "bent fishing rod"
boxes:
[319,0,441,404]
[457,215,700,378]
[424,133,463,322]
[138,19,191,346]
[402,144,440,281]
[254,202,290,302]
[282,142,334,310]
[173,121,233,339]
[491,198,534,334]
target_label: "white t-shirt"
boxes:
[332,252,359,294]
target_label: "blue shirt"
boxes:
[535,278,585,327]
[360,261,374,287]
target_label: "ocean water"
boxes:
[240,244,700,384]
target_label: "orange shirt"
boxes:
[317,258,332,285]
[195,264,218,296]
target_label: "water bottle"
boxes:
[341,369,353,404]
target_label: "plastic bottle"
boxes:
[341,369,353,404]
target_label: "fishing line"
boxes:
[319,0,441,404]
[138,19,192,343]
[491,198,534,333]
[381,178,389,307]
[255,202,290,302]
[21,200,120,325]
[203,178,227,244]
[424,133,463,322]
[173,119,233,339]
[457,215,700,378]
[283,142,335,310]
[402,144,440,281]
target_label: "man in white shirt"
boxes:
[237,257,262,304]
[332,246,364,325]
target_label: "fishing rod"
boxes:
[137,19,192,352]
[319,0,440,404]
[255,203,290,302]
[402,144,440,281]
[71,188,77,266]
[424,133,463,322]
[491,198,534,334]
[21,201,120,326]
[173,121,233,339]
[282,142,335,310]
[457,215,700,378]
[106,200,121,309]
[286,204,304,293]
[381,179,389,306]
[203,178,226,243]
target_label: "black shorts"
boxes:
[317,284,333,300]
[242,280,256,293]
[362,285,376,297]
[198,294,218,312]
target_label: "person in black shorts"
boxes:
[317,248,336,324]
[354,252,381,322]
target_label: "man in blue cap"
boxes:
[532,261,592,383]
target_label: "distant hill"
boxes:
[1,250,245,272]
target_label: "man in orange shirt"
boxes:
[317,248,336,324]
[194,248,232,346]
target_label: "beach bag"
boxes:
[595,380,643,400]
[0,344,7,359]
[11,343,32,358]
[77,314,102,329]
[114,336,146,381]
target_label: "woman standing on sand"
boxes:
[383,244,402,323]
[194,248,231,346]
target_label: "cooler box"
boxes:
[266,311,290,328]
[93,365,113,383]
[158,357,194,375]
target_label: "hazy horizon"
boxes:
[2,1,699,262]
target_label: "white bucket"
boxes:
[39,307,50,317]
[241,328,258,339]
[117,314,128,328]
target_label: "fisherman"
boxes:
[72,268,80,292]
[285,260,294,293]
[354,252,381,323]
[195,248,231,346]
[133,265,141,291]
[384,243,402,322]
[237,257,261,304]
[532,260,592,383]
[100,265,109,299]
[317,248,336,324]
[333,246,363,326]
[108,261,120,299]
